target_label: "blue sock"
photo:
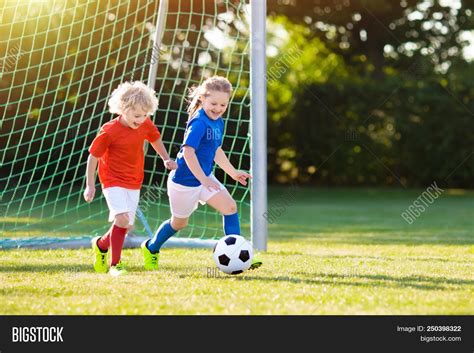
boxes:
[147,220,177,253]
[223,212,240,235]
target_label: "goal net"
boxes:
[0,0,251,249]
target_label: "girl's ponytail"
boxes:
[186,85,202,122]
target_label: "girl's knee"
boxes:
[171,217,188,231]
[224,200,237,215]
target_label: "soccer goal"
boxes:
[0,1,267,250]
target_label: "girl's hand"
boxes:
[83,185,95,202]
[200,176,222,192]
[164,159,178,170]
[232,170,252,186]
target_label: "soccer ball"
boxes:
[212,235,254,275]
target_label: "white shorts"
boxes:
[167,172,225,218]
[102,187,140,226]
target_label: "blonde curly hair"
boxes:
[108,81,158,115]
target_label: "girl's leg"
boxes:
[206,189,240,235]
[207,188,263,269]
[110,213,129,266]
[170,216,189,230]
[146,216,189,253]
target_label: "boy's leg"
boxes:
[96,225,113,251]
[110,213,129,266]
[91,223,113,274]
[91,236,109,273]
[100,187,138,275]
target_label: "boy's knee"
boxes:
[114,213,129,228]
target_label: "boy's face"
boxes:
[121,105,148,129]
[201,91,230,120]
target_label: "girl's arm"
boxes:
[214,147,251,186]
[214,147,237,178]
[84,154,98,202]
[150,138,177,170]
[183,146,221,191]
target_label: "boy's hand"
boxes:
[164,159,178,170]
[232,170,252,186]
[83,185,95,202]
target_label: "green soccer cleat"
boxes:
[109,261,128,276]
[249,258,263,270]
[91,236,108,273]
[141,240,159,271]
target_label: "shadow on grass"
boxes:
[0,263,199,274]
[311,254,473,265]
[297,271,473,287]
[188,270,473,291]
[0,264,93,273]
[270,251,473,265]
[0,264,166,274]
[270,229,474,246]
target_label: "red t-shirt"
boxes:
[89,116,161,189]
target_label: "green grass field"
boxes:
[1,187,473,314]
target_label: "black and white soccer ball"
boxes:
[212,235,254,275]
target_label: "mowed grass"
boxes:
[1,187,473,314]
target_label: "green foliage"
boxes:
[267,16,474,187]
[268,0,474,79]
[267,17,348,116]
[271,74,474,187]
[266,17,349,182]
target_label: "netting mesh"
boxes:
[0,0,251,247]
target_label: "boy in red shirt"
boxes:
[83,81,177,276]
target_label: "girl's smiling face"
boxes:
[121,105,148,129]
[200,90,230,120]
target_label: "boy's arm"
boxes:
[150,138,177,170]
[84,154,98,202]
[214,147,252,186]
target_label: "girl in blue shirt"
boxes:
[141,76,259,270]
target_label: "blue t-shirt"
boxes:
[172,108,225,186]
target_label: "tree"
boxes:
[268,0,474,79]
